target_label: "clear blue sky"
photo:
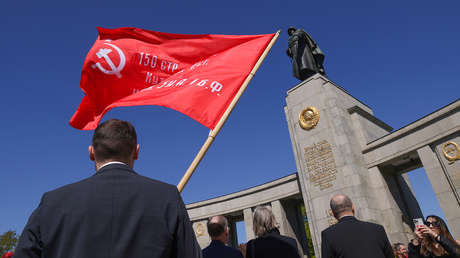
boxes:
[1,0,459,242]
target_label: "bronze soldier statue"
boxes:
[286,27,325,81]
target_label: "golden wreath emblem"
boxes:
[442,141,460,163]
[299,106,319,130]
[195,222,205,236]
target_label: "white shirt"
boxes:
[98,161,127,170]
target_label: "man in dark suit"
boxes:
[321,194,394,258]
[14,119,201,258]
[202,216,243,258]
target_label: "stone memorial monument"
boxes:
[185,32,460,258]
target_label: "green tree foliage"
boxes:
[301,204,316,258]
[0,230,18,256]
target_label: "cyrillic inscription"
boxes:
[304,140,337,190]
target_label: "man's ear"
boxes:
[330,209,338,219]
[133,144,140,161]
[89,145,95,161]
[225,226,230,240]
[352,205,355,215]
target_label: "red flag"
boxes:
[70,27,275,130]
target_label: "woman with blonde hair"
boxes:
[246,205,299,258]
[409,215,460,258]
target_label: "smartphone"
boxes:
[413,218,424,227]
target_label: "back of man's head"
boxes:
[330,194,354,218]
[207,215,228,241]
[92,119,137,164]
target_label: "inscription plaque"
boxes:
[304,140,337,190]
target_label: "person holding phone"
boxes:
[409,215,460,257]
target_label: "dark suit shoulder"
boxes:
[353,219,386,234]
[321,217,387,241]
[255,232,297,247]
[42,176,93,200]
[247,232,299,258]
[127,173,181,201]
[361,220,385,230]
[42,165,179,204]
[226,245,243,257]
[322,217,382,230]
[203,242,243,258]
[274,234,297,249]
[134,173,177,190]
[321,217,391,258]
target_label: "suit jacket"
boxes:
[14,163,201,258]
[321,216,393,258]
[202,240,243,258]
[246,229,299,258]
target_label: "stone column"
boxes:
[228,219,238,248]
[396,173,424,240]
[271,200,290,236]
[366,166,411,243]
[271,200,304,257]
[417,145,460,239]
[243,208,255,241]
[433,136,460,203]
[284,199,310,256]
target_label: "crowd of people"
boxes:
[203,206,299,258]
[10,119,460,258]
[202,196,460,258]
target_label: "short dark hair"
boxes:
[330,194,353,215]
[207,216,228,238]
[92,119,137,163]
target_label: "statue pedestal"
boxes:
[285,74,422,256]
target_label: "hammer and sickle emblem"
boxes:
[92,41,126,78]
[442,141,460,163]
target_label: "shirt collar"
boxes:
[98,161,127,170]
[338,215,356,222]
[210,240,225,246]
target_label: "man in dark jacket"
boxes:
[321,194,394,258]
[202,216,243,258]
[14,119,201,258]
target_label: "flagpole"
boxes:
[177,30,281,192]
